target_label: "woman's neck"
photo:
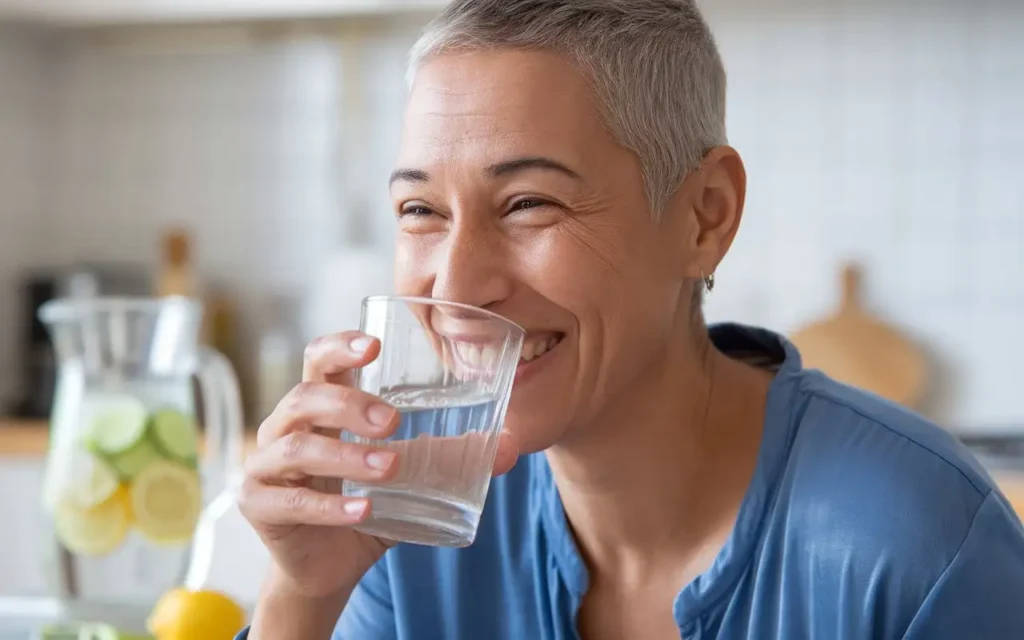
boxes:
[545,328,773,589]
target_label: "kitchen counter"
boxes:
[0,419,258,457]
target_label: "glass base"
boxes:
[351,488,481,548]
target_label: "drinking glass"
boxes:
[342,296,524,547]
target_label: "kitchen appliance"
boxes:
[9,264,151,419]
[36,295,244,606]
[789,263,929,409]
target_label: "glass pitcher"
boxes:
[37,296,245,605]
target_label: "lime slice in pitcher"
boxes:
[84,394,150,456]
[110,438,161,481]
[131,460,202,546]
[150,408,200,464]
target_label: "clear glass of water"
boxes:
[341,296,525,547]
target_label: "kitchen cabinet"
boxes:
[0,456,49,597]
[0,0,449,25]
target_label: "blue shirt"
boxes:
[237,325,1024,639]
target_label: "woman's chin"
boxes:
[502,405,571,456]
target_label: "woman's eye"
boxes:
[400,205,433,217]
[509,199,546,212]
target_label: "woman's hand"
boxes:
[239,331,401,601]
[239,331,521,603]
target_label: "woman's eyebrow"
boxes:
[389,156,583,187]
[486,156,583,181]
[389,168,430,186]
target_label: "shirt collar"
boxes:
[532,324,805,620]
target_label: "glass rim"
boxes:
[38,295,202,324]
[362,295,526,335]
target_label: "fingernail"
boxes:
[366,451,396,471]
[344,500,367,516]
[367,403,396,428]
[349,336,373,354]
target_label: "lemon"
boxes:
[148,588,246,640]
[113,484,134,524]
[131,460,202,546]
[53,485,131,556]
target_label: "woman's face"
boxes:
[390,49,720,453]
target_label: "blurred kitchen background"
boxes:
[0,0,1020,628]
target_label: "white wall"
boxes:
[0,0,1021,429]
[701,0,1024,429]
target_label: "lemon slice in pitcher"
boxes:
[83,394,150,457]
[53,486,131,556]
[131,460,202,546]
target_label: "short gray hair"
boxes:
[407,0,728,216]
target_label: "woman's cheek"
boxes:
[394,236,439,296]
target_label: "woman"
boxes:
[236,1,1024,638]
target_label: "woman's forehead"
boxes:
[397,50,612,173]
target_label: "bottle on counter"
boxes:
[155,228,199,299]
[154,227,227,348]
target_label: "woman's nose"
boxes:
[431,225,513,309]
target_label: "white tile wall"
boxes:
[0,0,1021,430]
[701,0,1024,429]
[41,32,349,402]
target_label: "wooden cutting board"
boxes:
[789,263,929,409]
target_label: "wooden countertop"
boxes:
[0,419,259,457]
[0,420,60,456]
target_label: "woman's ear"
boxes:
[663,146,747,281]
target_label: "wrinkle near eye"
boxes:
[556,203,626,275]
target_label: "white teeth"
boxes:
[481,346,498,368]
[453,335,560,368]
[521,341,537,362]
[520,335,560,363]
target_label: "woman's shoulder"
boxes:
[791,368,994,499]
[776,368,1007,556]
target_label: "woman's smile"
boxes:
[448,330,565,383]
[514,331,565,382]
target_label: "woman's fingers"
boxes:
[239,480,371,527]
[303,331,380,383]
[491,430,520,477]
[245,431,398,484]
[256,381,399,447]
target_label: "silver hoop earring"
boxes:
[702,270,715,293]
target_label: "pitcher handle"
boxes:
[196,347,245,495]
[182,347,245,591]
